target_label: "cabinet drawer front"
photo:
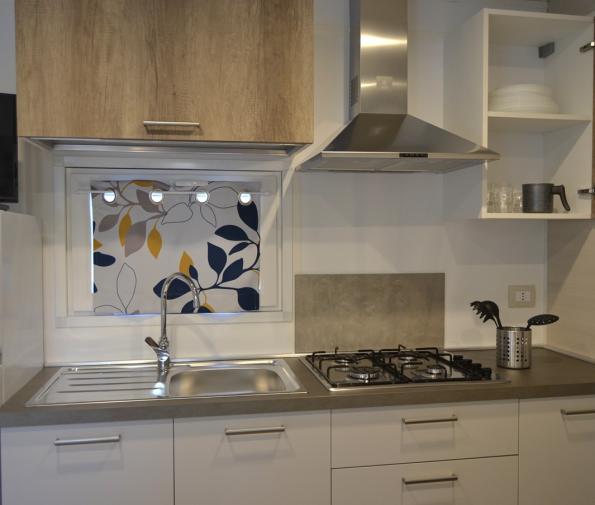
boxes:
[332,456,518,505]
[174,411,330,505]
[1,419,173,505]
[332,400,518,467]
[520,395,595,504]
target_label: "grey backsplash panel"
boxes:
[295,273,445,352]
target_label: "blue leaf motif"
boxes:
[215,225,249,242]
[229,242,250,255]
[222,259,244,283]
[237,202,258,232]
[181,300,196,314]
[153,278,191,299]
[93,282,98,293]
[208,242,227,275]
[189,264,199,281]
[198,305,213,313]
[237,287,259,311]
[93,251,116,267]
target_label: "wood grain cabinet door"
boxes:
[16,0,313,144]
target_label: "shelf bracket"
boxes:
[578,188,595,196]
[580,41,595,53]
[539,42,555,58]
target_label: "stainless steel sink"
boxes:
[27,359,306,406]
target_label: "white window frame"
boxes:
[49,151,293,329]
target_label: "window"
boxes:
[66,168,284,319]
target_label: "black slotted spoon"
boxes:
[525,314,559,330]
[470,300,503,329]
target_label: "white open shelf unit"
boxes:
[444,8,593,220]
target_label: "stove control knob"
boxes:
[471,363,482,370]
[453,355,464,362]
[480,367,492,379]
[460,359,472,367]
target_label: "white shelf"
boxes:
[482,212,592,220]
[488,9,593,47]
[488,111,592,133]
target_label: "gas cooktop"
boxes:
[302,346,505,391]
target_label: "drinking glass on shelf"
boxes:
[512,189,523,213]
[497,184,513,213]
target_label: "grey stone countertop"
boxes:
[2,347,595,427]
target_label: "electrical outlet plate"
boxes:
[508,285,536,308]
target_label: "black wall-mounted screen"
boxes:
[0,93,18,203]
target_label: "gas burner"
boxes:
[334,355,357,365]
[424,364,447,377]
[304,347,503,390]
[348,366,380,381]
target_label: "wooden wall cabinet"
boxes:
[15,0,313,145]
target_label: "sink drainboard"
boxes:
[27,359,306,406]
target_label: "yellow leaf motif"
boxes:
[93,239,103,251]
[147,225,162,259]
[132,180,154,188]
[119,211,132,247]
[179,251,194,276]
[202,303,215,313]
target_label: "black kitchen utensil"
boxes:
[525,314,559,330]
[470,300,502,329]
[480,300,503,329]
[522,183,570,213]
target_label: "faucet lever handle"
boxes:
[145,336,160,349]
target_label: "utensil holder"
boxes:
[496,327,531,369]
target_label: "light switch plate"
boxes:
[508,285,536,308]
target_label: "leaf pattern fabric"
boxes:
[92,181,260,315]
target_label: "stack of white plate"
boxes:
[489,84,559,114]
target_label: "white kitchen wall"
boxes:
[293,0,548,350]
[9,0,549,363]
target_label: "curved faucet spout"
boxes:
[146,272,200,373]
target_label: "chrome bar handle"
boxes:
[578,187,595,196]
[561,409,595,416]
[402,415,458,425]
[54,435,121,447]
[403,475,458,486]
[225,426,286,436]
[143,121,200,128]
[580,41,595,53]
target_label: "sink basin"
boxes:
[27,359,306,406]
[167,360,304,399]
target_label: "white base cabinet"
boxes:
[520,395,595,505]
[332,400,518,467]
[174,411,330,505]
[333,456,518,505]
[1,419,174,505]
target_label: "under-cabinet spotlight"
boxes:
[195,190,210,204]
[150,191,164,203]
[238,192,252,205]
[102,190,116,203]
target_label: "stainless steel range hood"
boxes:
[300,0,499,173]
